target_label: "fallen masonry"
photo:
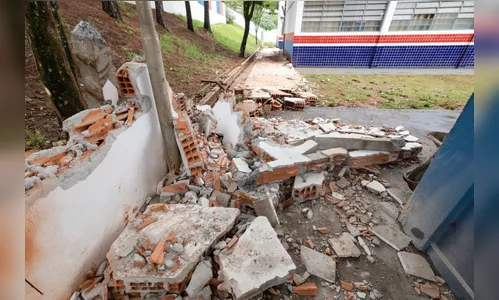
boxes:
[218,216,296,299]
[58,82,437,300]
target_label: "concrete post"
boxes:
[136,1,181,171]
[380,1,398,33]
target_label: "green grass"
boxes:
[264,41,277,47]
[25,130,46,149]
[159,32,221,61]
[212,23,260,55]
[305,74,474,110]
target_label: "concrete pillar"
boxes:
[380,1,398,33]
[295,1,305,34]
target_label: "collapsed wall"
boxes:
[25,62,169,300]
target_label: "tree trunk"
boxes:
[255,27,259,44]
[240,18,251,58]
[50,1,78,79]
[102,0,122,21]
[240,2,256,58]
[203,1,211,32]
[135,1,181,171]
[185,1,194,32]
[25,1,86,119]
[155,1,168,30]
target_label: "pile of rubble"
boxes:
[25,101,138,191]
[232,88,319,117]
[69,90,450,300]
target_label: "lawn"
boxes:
[305,74,474,110]
[211,23,260,55]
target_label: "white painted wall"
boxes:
[152,1,226,24]
[25,65,167,300]
[226,7,278,43]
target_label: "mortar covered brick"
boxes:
[314,132,404,152]
[107,205,239,288]
[349,150,394,168]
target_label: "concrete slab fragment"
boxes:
[219,217,296,299]
[253,197,280,226]
[314,132,403,152]
[186,260,213,297]
[107,205,239,284]
[233,158,252,173]
[300,246,336,282]
[371,224,411,251]
[397,252,436,282]
[366,181,386,194]
[329,233,361,258]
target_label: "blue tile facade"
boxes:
[278,41,283,49]
[292,45,474,68]
[458,45,474,68]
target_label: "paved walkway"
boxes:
[297,67,474,75]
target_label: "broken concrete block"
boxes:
[366,180,386,194]
[357,237,371,256]
[404,135,419,142]
[107,205,239,293]
[314,132,404,152]
[218,216,296,299]
[283,97,306,111]
[397,252,436,282]
[212,191,231,207]
[387,188,405,206]
[345,222,360,237]
[300,246,336,282]
[371,224,411,251]
[328,233,361,258]
[375,201,399,220]
[253,196,280,226]
[336,177,350,189]
[81,282,103,300]
[292,172,325,203]
[186,260,213,297]
[233,158,252,173]
[293,272,310,286]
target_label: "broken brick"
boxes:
[162,182,189,194]
[317,227,329,234]
[150,241,165,265]
[126,106,135,126]
[137,217,158,230]
[293,282,317,296]
[341,280,354,291]
[305,239,315,249]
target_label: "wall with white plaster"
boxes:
[226,7,278,43]
[25,65,167,300]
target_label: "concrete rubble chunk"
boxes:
[366,180,386,194]
[107,205,239,285]
[186,260,213,297]
[371,224,411,251]
[397,252,436,282]
[336,177,350,189]
[219,216,296,299]
[329,233,361,258]
[345,222,360,237]
[404,135,419,142]
[300,246,336,282]
[314,132,404,152]
[212,190,231,207]
[233,158,252,173]
[253,197,280,226]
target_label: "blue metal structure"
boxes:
[402,95,474,299]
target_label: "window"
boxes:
[389,1,474,31]
[301,1,388,32]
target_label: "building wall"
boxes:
[149,1,226,24]
[25,64,168,300]
[226,7,278,43]
[282,1,302,58]
[287,0,474,68]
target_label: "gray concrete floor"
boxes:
[297,67,474,76]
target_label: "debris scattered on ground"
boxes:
[398,251,437,282]
[66,88,456,300]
